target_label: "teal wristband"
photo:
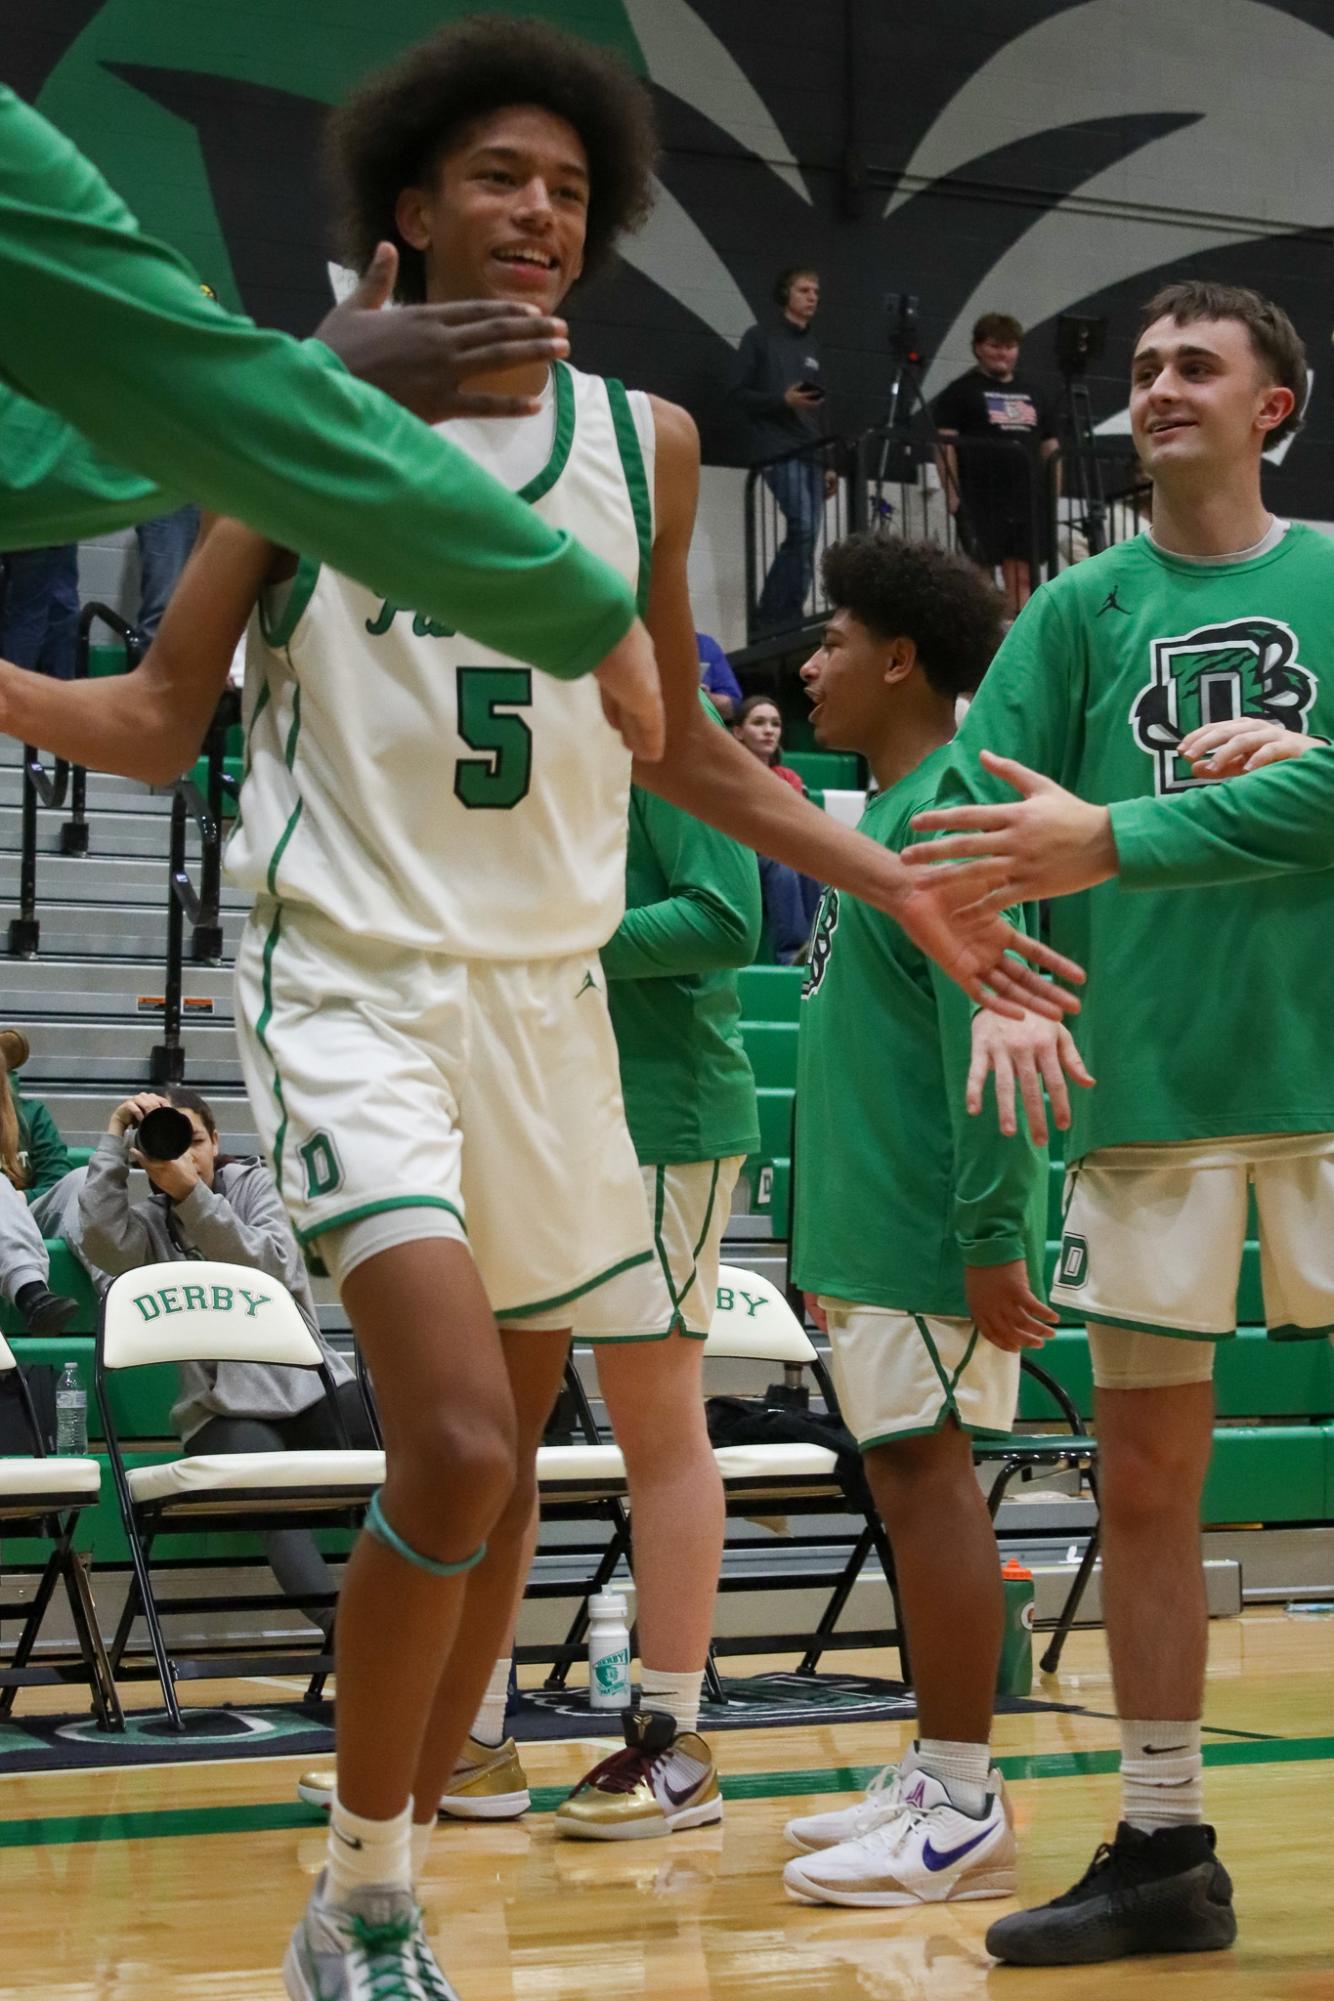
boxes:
[365,1491,485,1577]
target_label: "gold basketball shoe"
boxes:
[553,1709,723,1842]
[296,1735,531,1820]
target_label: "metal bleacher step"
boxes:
[0,764,172,815]
[38,1085,258,1153]
[4,899,246,960]
[0,849,249,909]
[6,1014,242,1087]
[1,956,235,1020]
[0,802,187,858]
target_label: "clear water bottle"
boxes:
[55,1361,88,1456]
[587,1590,631,1710]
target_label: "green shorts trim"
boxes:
[1080,1309,1234,1342]
[1267,1320,1334,1342]
[581,1324,703,1347]
[298,1195,465,1247]
[496,1248,654,1324]
[857,1409,1009,1451]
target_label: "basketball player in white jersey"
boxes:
[0,23,1081,1998]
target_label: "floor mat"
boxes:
[0,1675,1084,1775]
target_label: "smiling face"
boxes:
[733,701,783,764]
[1130,315,1295,481]
[396,104,589,313]
[800,609,904,753]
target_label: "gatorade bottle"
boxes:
[587,1591,632,1710]
[997,1558,1035,1697]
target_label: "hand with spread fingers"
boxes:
[967,1007,1096,1144]
[965,1258,1058,1353]
[894,844,1085,1019]
[315,241,572,424]
[1177,717,1321,779]
[906,750,1120,902]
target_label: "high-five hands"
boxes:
[905,751,1119,902]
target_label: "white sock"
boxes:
[326,1797,414,1905]
[410,1818,434,1882]
[914,1737,993,1818]
[640,1666,704,1734]
[470,1656,512,1749]
[1120,1718,1204,1832]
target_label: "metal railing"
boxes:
[150,697,238,1084]
[7,603,142,958]
[1047,441,1150,569]
[743,434,858,644]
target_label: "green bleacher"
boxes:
[734,961,1334,1531]
[783,750,864,791]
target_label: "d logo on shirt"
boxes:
[1130,617,1316,795]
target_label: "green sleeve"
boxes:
[601,787,762,979]
[19,1094,73,1196]
[930,953,1045,1274]
[937,583,1081,806]
[1112,748,1334,890]
[0,91,633,681]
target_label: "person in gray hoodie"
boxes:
[78,1084,375,1638]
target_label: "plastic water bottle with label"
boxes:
[587,1590,631,1709]
[55,1361,88,1456]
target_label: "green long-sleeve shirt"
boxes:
[1111,745,1334,890]
[791,747,1045,1314]
[0,89,633,681]
[602,781,761,1166]
[12,1081,73,1197]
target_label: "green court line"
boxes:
[4,1735,1332,1851]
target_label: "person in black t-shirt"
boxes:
[933,313,1059,617]
[730,268,830,633]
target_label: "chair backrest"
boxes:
[705,1265,818,1366]
[100,1260,320,1371]
[0,1329,15,1376]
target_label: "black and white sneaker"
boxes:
[985,1821,1237,1966]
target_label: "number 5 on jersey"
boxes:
[454,666,534,809]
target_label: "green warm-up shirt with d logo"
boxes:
[937,525,1334,1160]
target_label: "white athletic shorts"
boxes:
[577,1156,744,1341]
[234,900,670,1332]
[818,1299,1019,1449]
[1052,1135,1334,1381]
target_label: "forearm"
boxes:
[76,1136,149,1273]
[602,891,755,979]
[0,93,633,677]
[636,712,907,908]
[172,1183,293,1281]
[1111,755,1334,888]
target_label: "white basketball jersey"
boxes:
[226,362,655,959]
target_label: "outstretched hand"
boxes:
[967,1008,1095,1143]
[895,853,1085,1019]
[315,242,571,424]
[905,751,1120,902]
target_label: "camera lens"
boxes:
[136,1106,196,1162]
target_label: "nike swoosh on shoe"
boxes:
[922,1825,997,1872]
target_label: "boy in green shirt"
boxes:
[780,535,1078,1910]
[919,282,1334,1967]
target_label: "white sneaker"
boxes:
[783,1769,1016,1907]
[784,1761,908,1853]
[283,1873,460,1999]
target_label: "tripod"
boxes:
[1058,368,1109,558]
[868,294,944,538]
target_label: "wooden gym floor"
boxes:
[2,1611,1331,1999]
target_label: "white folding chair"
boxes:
[704,1264,906,1683]
[96,1260,384,1726]
[0,1330,122,1729]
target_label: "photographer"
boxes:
[730,267,832,633]
[77,1086,374,1639]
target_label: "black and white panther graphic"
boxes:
[802,889,839,999]
[1130,617,1317,795]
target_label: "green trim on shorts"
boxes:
[265,798,304,898]
[260,554,321,648]
[496,1247,654,1324]
[651,1166,679,1308]
[297,1194,466,1248]
[253,906,290,1198]
[858,1408,1015,1451]
[1083,1310,1234,1342]
[1268,1321,1334,1342]
[605,376,653,616]
[581,1325,700,1345]
[518,361,575,504]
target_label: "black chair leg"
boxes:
[122,1519,183,1728]
[0,1545,63,1715]
[1040,1521,1101,1675]
[62,1543,123,1731]
[796,1526,873,1676]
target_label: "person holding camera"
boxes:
[77,1085,374,1639]
[730,268,832,633]
[933,312,1059,619]
[0,1028,84,1335]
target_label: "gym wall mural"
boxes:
[9,0,1333,513]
